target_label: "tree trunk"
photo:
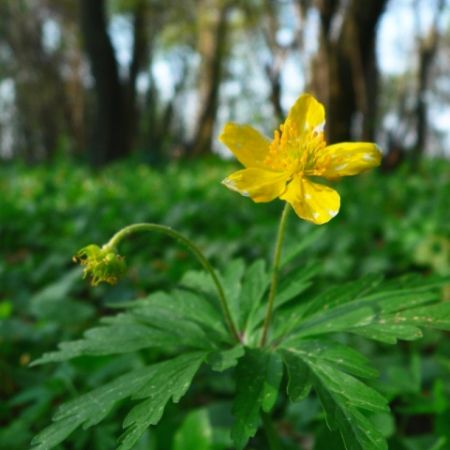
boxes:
[126,0,149,153]
[80,0,127,166]
[413,0,445,162]
[189,0,231,156]
[312,0,387,143]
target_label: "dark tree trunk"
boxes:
[80,0,127,166]
[312,0,387,143]
[262,0,287,122]
[189,1,231,156]
[413,0,445,162]
[126,0,149,153]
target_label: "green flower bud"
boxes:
[73,244,126,286]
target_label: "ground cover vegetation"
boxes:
[1,154,449,450]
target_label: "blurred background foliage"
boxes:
[0,0,449,449]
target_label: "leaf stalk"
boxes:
[106,223,241,343]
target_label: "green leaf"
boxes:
[281,339,378,380]
[207,345,245,372]
[134,290,228,339]
[173,409,213,450]
[118,352,206,450]
[238,259,268,330]
[31,318,180,365]
[385,301,450,330]
[280,344,388,450]
[231,349,283,450]
[278,276,445,343]
[281,350,311,402]
[246,264,318,340]
[30,417,83,450]
[32,289,227,365]
[274,263,319,309]
[314,380,388,450]
[219,259,245,327]
[280,227,324,267]
[300,274,383,319]
[32,352,206,450]
[312,362,388,413]
[351,323,423,344]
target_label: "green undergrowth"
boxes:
[1,157,449,450]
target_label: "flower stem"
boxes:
[262,413,283,450]
[106,223,240,343]
[260,203,290,347]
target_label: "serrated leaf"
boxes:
[118,352,205,450]
[280,345,388,450]
[135,290,228,339]
[239,259,268,330]
[301,274,383,319]
[31,416,82,450]
[180,269,216,299]
[231,349,282,450]
[32,352,206,450]
[312,362,388,413]
[280,350,311,401]
[387,301,450,330]
[281,339,378,379]
[219,259,245,327]
[314,380,388,450]
[31,320,179,365]
[278,277,444,344]
[131,303,216,349]
[274,274,383,341]
[32,289,226,366]
[275,263,319,308]
[207,345,245,372]
[32,366,154,449]
[351,323,423,343]
[280,227,324,267]
[246,264,318,339]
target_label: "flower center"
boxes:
[263,123,326,176]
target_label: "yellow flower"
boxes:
[220,93,382,224]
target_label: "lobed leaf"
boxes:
[277,276,447,344]
[280,344,388,450]
[118,352,206,450]
[32,289,228,365]
[207,345,245,372]
[314,380,388,450]
[231,348,283,450]
[32,352,206,450]
[245,264,318,340]
[280,339,378,379]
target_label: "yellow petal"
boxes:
[316,142,382,179]
[282,93,325,139]
[219,123,271,168]
[222,168,289,203]
[280,176,340,225]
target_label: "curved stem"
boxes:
[260,203,290,347]
[262,413,283,450]
[106,223,240,343]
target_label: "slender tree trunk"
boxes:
[413,0,445,162]
[190,0,231,156]
[262,0,285,122]
[312,0,387,143]
[127,0,149,153]
[80,0,127,166]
